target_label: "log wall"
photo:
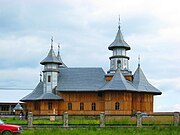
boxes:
[25,92,154,115]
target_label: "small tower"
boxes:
[106,18,132,81]
[57,43,67,68]
[40,37,61,93]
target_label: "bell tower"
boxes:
[106,18,132,81]
[40,37,62,93]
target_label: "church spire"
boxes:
[40,37,61,65]
[40,72,42,82]
[51,36,53,49]
[138,55,140,67]
[57,43,67,68]
[108,18,130,51]
[118,15,121,30]
[58,43,60,56]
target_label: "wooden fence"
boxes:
[27,111,179,128]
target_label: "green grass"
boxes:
[1,117,62,125]
[105,116,136,125]
[142,116,173,125]
[1,117,27,125]
[1,115,176,126]
[69,116,99,125]
[1,116,179,135]
[22,127,180,135]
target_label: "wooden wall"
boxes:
[25,91,154,115]
[132,93,153,114]
[58,92,105,115]
[104,91,132,115]
[26,101,60,115]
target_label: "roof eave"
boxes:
[108,46,131,50]
[40,61,61,65]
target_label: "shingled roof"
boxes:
[100,69,137,91]
[132,65,162,95]
[40,46,61,65]
[57,50,67,68]
[108,26,130,50]
[36,93,63,100]
[20,81,63,101]
[20,81,43,101]
[14,103,23,111]
[56,68,106,91]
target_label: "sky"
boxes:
[0,0,180,112]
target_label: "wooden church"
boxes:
[21,22,162,115]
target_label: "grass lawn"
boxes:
[22,127,180,135]
[1,116,179,135]
[0,115,175,126]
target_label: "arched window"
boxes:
[48,102,52,110]
[115,102,120,110]
[68,103,72,110]
[80,102,84,110]
[92,102,96,111]
[34,102,39,110]
[117,60,121,69]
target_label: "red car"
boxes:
[0,119,22,135]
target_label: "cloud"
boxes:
[155,104,180,112]
[0,90,31,102]
[0,67,40,88]
[174,104,180,112]
[0,0,180,111]
[0,36,48,69]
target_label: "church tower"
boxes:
[106,19,133,81]
[40,37,62,93]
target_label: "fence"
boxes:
[27,111,179,128]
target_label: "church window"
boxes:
[34,102,39,110]
[48,75,51,82]
[48,102,52,110]
[80,102,84,110]
[98,91,102,97]
[117,60,121,69]
[92,102,96,111]
[68,103,72,110]
[115,102,120,110]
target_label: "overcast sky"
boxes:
[0,0,180,112]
